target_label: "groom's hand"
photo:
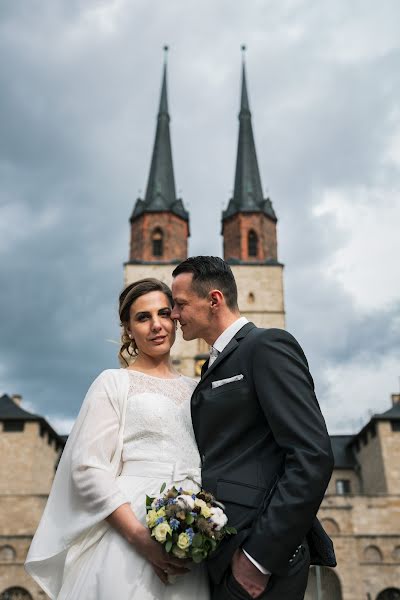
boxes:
[231,549,270,598]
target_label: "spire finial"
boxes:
[159,47,169,115]
[240,45,250,113]
[163,45,169,64]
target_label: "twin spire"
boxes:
[131,47,276,225]
[223,46,276,222]
[131,46,188,223]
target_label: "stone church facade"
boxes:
[1,54,399,600]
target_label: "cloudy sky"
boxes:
[1,0,399,435]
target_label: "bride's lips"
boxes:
[149,335,167,343]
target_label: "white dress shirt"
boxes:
[208,317,270,575]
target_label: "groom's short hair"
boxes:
[172,256,238,311]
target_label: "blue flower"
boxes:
[170,518,180,530]
[191,494,197,500]
[186,527,194,540]
[156,517,165,525]
[155,499,164,509]
[168,498,177,505]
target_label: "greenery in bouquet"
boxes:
[146,483,236,563]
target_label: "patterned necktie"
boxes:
[208,346,219,367]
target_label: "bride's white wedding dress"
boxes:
[25,369,210,600]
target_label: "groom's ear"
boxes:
[209,289,224,309]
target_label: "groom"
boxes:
[171,256,335,600]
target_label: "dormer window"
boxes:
[248,230,258,257]
[152,228,164,257]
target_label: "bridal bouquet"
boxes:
[145,484,236,563]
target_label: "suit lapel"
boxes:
[199,322,256,385]
[200,358,209,378]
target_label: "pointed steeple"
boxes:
[131,47,188,222]
[223,46,276,222]
[128,48,189,264]
[158,50,169,115]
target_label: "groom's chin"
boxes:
[181,328,194,341]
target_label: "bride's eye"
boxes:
[137,314,149,322]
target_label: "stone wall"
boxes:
[326,468,361,495]
[354,424,387,494]
[0,423,60,496]
[378,421,400,494]
[319,494,400,599]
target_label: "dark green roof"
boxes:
[131,55,188,223]
[330,435,356,469]
[223,57,276,223]
[374,401,400,420]
[0,393,40,420]
[348,400,400,449]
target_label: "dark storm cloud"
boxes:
[1,0,399,432]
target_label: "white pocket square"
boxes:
[212,374,244,389]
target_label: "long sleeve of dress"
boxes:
[25,369,130,600]
[70,371,130,516]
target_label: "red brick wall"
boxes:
[223,213,277,262]
[130,213,189,262]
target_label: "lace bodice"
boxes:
[122,371,201,468]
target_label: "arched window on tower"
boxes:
[0,588,33,600]
[152,228,164,257]
[248,230,258,257]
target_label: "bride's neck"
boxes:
[128,353,176,377]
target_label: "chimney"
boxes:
[11,394,22,406]
[391,394,400,406]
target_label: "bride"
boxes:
[25,278,210,600]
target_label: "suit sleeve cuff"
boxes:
[242,549,271,574]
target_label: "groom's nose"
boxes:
[171,305,179,320]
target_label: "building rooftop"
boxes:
[0,394,40,421]
[0,393,66,450]
[330,435,356,469]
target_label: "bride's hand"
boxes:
[131,525,190,582]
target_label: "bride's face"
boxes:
[128,291,175,357]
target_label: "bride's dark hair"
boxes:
[118,278,173,366]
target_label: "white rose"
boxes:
[210,507,228,531]
[176,494,195,510]
[152,522,171,543]
[177,532,191,550]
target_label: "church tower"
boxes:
[223,48,285,329]
[124,49,204,376]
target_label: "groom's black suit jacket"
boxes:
[191,323,335,583]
